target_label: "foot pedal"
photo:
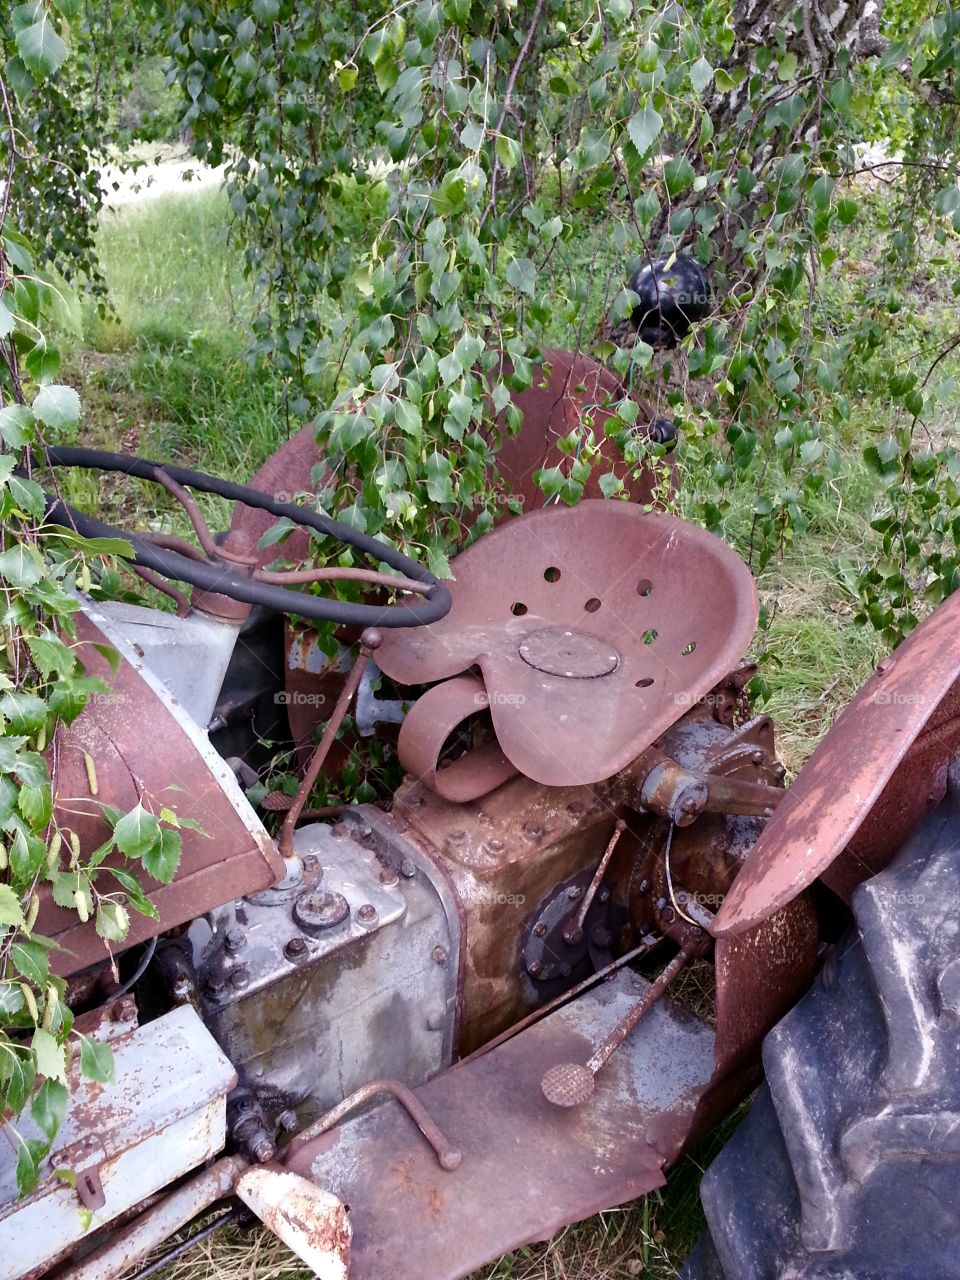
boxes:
[285,969,715,1280]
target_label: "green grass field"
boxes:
[66,180,952,1278]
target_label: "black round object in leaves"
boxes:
[629,256,711,348]
[683,759,960,1280]
[647,418,678,449]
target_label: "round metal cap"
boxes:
[540,1061,596,1107]
[519,628,619,679]
[294,888,350,933]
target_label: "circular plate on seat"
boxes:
[376,501,758,787]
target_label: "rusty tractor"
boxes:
[5,347,960,1280]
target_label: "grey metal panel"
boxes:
[0,1006,237,1280]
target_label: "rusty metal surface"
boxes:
[712,891,820,1077]
[821,676,960,904]
[5,1008,238,1280]
[53,1157,246,1280]
[45,607,284,977]
[394,768,626,1052]
[713,590,960,937]
[287,1078,462,1171]
[392,690,779,1055]
[229,350,669,571]
[235,1167,351,1280]
[490,349,672,509]
[376,501,758,788]
[542,943,698,1107]
[395,672,518,801]
[284,967,715,1280]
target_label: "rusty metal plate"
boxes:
[45,607,284,976]
[284,968,715,1280]
[713,591,960,938]
[713,891,820,1075]
[376,501,758,787]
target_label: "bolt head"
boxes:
[230,967,249,990]
[284,937,308,960]
[524,822,544,839]
[447,828,466,843]
[356,903,378,927]
[432,946,447,965]
[225,928,246,954]
[527,959,543,977]
[400,858,416,878]
[379,867,400,887]
[567,885,583,900]
[302,853,320,872]
[253,1137,276,1164]
[534,923,547,938]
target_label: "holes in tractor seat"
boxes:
[584,597,602,613]
[636,579,653,596]
[642,629,658,645]
[511,602,528,616]
[544,566,561,583]
[681,641,697,655]
[635,677,654,688]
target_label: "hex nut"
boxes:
[284,937,308,961]
[356,903,379,928]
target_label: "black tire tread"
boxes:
[682,761,960,1279]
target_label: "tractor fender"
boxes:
[713,588,960,938]
[228,348,671,569]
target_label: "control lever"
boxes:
[540,940,698,1108]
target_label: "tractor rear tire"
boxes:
[683,761,960,1280]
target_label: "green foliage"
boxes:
[162,0,960,640]
[0,4,184,1196]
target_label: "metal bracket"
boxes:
[76,1164,106,1212]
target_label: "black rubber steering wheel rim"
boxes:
[41,447,452,628]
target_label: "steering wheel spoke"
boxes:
[39,447,451,629]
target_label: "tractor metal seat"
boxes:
[376,501,758,789]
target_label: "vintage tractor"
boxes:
[4,347,960,1280]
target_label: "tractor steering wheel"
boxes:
[41,447,451,628]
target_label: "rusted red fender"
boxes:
[229,348,671,568]
[713,589,960,937]
[47,609,285,976]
